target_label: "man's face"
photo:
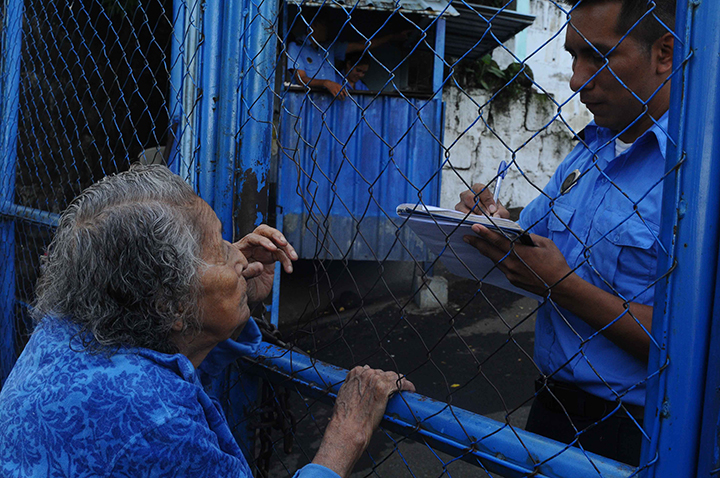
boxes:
[346,63,369,84]
[565,2,667,141]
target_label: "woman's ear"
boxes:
[654,32,675,76]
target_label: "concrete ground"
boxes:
[261,259,540,477]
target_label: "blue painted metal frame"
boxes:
[215,0,244,234]
[698,245,720,477]
[643,0,720,475]
[0,0,24,383]
[247,342,636,478]
[168,0,202,185]
[235,0,277,232]
[198,0,223,210]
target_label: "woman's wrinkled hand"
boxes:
[311,366,415,477]
[234,225,297,303]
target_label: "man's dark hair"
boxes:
[567,0,676,51]
[345,51,370,68]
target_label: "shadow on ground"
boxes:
[257,260,541,477]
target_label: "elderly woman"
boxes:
[0,165,414,477]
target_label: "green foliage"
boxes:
[454,54,535,98]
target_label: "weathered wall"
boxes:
[440,0,593,210]
[440,86,575,209]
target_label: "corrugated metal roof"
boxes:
[444,4,535,60]
[285,0,459,17]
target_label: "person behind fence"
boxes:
[0,164,415,477]
[342,51,370,91]
[455,0,675,466]
[287,13,407,100]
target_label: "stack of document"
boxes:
[396,203,541,301]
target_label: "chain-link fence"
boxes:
[2,0,719,476]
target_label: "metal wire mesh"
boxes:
[6,0,173,349]
[254,0,682,475]
[0,0,696,476]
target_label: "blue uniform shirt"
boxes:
[350,79,369,91]
[287,41,347,84]
[518,114,669,407]
[0,317,339,478]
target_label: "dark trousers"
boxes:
[525,379,643,466]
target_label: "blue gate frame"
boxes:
[2,0,720,475]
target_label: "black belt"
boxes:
[535,378,645,422]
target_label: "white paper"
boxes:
[399,212,542,301]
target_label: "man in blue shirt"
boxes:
[341,51,371,91]
[455,0,676,465]
[286,13,407,99]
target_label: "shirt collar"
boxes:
[579,111,670,159]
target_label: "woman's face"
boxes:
[195,199,251,343]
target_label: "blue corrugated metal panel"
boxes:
[277,91,443,261]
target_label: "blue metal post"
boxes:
[643,0,720,475]
[0,0,24,383]
[197,0,223,209]
[178,0,202,187]
[697,245,720,477]
[234,0,278,236]
[215,0,244,235]
[167,0,186,174]
[432,17,446,98]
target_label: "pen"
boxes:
[493,160,508,205]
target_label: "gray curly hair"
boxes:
[33,164,206,354]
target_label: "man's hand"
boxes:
[234,225,298,303]
[312,366,415,477]
[464,224,571,297]
[464,224,654,360]
[455,183,509,219]
[322,79,348,100]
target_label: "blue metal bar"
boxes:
[432,17,446,98]
[215,0,244,239]
[246,343,636,478]
[0,0,23,383]
[270,210,283,327]
[697,240,720,477]
[233,0,279,236]
[180,0,202,187]
[197,0,223,210]
[167,0,186,175]
[644,0,720,475]
[0,201,60,229]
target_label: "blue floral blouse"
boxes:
[0,317,338,478]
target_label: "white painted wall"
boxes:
[440,0,593,210]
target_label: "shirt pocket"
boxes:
[589,211,659,303]
[546,201,579,263]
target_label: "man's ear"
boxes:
[654,32,675,75]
